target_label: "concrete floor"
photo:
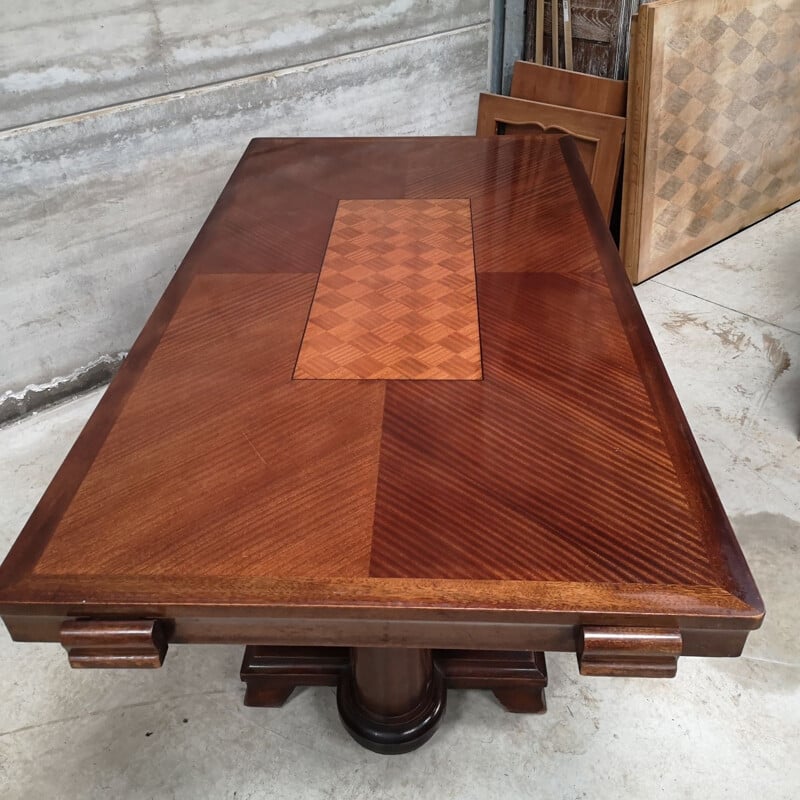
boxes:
[1,205,798,798]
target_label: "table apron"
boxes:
[2,614,750,658]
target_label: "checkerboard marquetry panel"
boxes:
[649,0,800,263]
[294,199,482,381]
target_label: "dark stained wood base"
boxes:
[240,645,548,752]
[240,646,347,706]
[438,649,548,713]
[338,647,446,754]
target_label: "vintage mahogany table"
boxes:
[0,136,763,753]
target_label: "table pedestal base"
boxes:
[240,646,547,753]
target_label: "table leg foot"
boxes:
[437,650,548,714]
[492,685,547,713]
[337,648,446,754]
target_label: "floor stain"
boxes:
[752,333,795,428]
[662,312,797,434]
[662,312,750,352]
[763,333,791,377]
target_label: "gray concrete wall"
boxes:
[1,1,490,404]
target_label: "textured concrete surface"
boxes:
[0,352,125,426]
[0,206,797,798]
[1,1,490,130]
[1,21,490,397]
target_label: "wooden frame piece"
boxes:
[476,92,626,221]
[563,0,573,70]
[620,12,651,284]
[535,0,545,63]
[551,0,559,68]
[510,61,628,117]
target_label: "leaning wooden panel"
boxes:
[620,12,653,285]
[510,60,628,116]
[476,92,626,220]
[621,0,800,283]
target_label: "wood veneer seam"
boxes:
[290,200,339,380]
[468,198,487,381]
[363,383,387,577]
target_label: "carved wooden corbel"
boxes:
[578,627,682,677]
[60,619,168,668]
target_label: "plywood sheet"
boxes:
[622,0,800,283]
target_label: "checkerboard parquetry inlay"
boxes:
[294,199,482,381]
[649,0,800,263]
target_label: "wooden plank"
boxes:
[511,60,627,116]
[564,1,618,42]
[552,0,560,68]
[620,12,654,282]
[535,0,545,62]
[564,0,575,70]
[634,0,669,283]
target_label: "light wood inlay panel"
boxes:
[294,199,482,381]
[622,0,800,282]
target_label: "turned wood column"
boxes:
[337,647,446,754]
[352,648,431,715]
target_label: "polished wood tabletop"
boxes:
[0,136,763,753]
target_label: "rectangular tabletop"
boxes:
[0,136,762,654]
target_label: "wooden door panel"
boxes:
[525,0,641,79]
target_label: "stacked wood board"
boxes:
[622,0,800,283]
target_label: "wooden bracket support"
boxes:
[60,619,169,668]
[240,646,349,707]
[438,649,548,713]
[578,627,682,678]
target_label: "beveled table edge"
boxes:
[0,577,762,628]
